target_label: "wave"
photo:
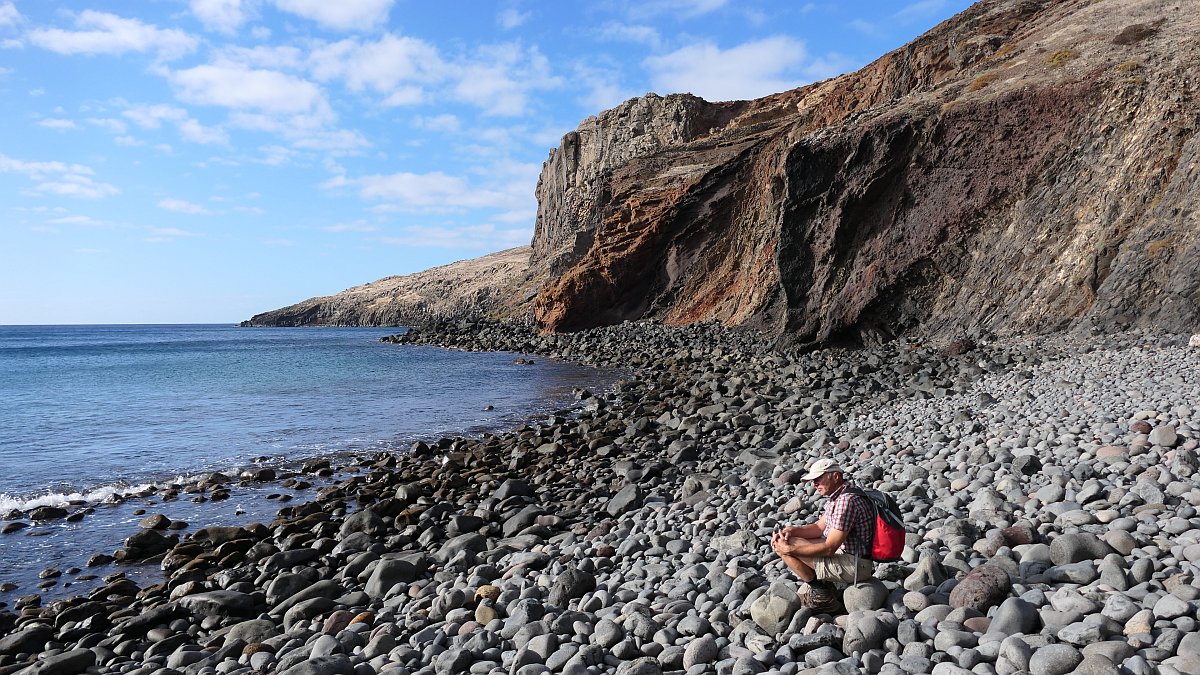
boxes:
[0,473,212,514]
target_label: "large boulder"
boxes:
[750,581,802,635]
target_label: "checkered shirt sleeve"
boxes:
[822,488,874,557]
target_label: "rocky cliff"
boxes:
[531,0,1200,345]
[240,247,532,327]
[247,0,1199,345]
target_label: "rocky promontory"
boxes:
[240,247,532,328]
[3,321,1198,675]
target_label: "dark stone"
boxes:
[949,564,1012,612]
[139,514,172,529]
[987,597,1040,636]
[29,506,68,521]
[177,590,259,619]
[0,623,53,656]
[11,647,95,675]
[278,655,355,675]
[606,483,643,517]
[548,567,596,608]
[1050,533,1115,565]
[1012,455,1041,476]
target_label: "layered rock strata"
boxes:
[531,0,1200,344]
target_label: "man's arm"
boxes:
[781,517,826,541]
[780,526,848,557]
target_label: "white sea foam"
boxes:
[0,476,196,513]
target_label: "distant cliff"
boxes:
[240,247,532,327]
[247,0,1200,344]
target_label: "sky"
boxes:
[0,0,975,324]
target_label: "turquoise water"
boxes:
[0,324,613,600]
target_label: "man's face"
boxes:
[811,472,835,495]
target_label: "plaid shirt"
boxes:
[822,482,873,557]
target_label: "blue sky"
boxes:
[0,0,974,324]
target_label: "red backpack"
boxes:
[847,486,906,562]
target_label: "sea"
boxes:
[0,324,617,606]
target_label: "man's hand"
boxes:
[771,528,797,554]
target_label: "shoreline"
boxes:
[1,320,1198,675]
[0,339,620,608]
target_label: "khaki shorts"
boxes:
[808,554,875,583]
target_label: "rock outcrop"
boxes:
[531,0,1200,345]
[240,247,532,327]
[247,0,1200,345]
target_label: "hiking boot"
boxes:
[798,580,842,614]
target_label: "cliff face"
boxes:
[531,0,1200,344]
[240,247,532,327]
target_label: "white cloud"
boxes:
[177,117,229,144]
[596,22,661,47]
[38,118,77,130]
[257,145,295,165]
[574,62,635,111]
[218,44,304,70]
[48,215,103,226]
[382,87,424,106]
[323,221,378,233]
[0,2,19,28]
[340,159,537,223]
[87,117,128,133]
[379,223,531,250]
[147,226,198,237]
[262,238,297,246]
[170,64,327,115]
[31,174,120,199]
[453,44,561,116]
[230,111,369,151]
[309,34,445,95]
[190,0,248,34]
[644,35,809,101]
[27,10,197,60]
[271,0,393,31]
[356,171,474,208]
[122,104,229,144]
[158,198,211,215]
[1,154,116,198]
[0,154,94,178]
[412,114,460,133]
[498,9,531,30]
[627,0,728,20]
[348,169,528,212]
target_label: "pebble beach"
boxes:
[2,320,1199,675]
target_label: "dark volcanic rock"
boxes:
[949,564,1012,612]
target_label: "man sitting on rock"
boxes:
[770,457,875,611]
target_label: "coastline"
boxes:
[1,320,1198,675]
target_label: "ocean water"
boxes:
[0,324,615,604]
